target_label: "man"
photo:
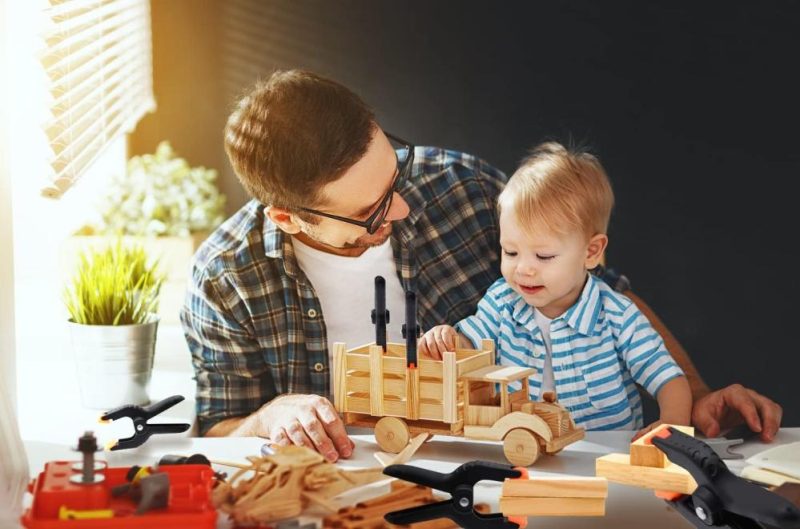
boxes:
[181,69,782,462]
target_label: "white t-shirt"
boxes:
[533,308,556,395]
[291,237,406,384]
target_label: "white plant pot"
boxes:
[68,316,159,409]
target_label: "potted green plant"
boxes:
[64,240,164,408]
[67,141,226,325]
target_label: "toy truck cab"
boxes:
[460,364,585,466]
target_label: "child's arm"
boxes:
[418,325,471,360]
[614,299,693,441]
[656,375,692,425]
[632,375,694,440]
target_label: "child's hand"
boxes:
[418,325,459,360]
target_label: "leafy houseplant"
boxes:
[65,241,164,325]
[65,241,164,408]
[71,141,226,325]
[93,141,226,237]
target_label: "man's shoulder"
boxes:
[192,199,266,281]
[414,146,508,189]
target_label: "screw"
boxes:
[695,506,708,521]
[459,498,470,508]
[70,431,104,485]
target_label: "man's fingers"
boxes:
[724,385,762,433]
[299,415,338,462]
[315,399,353,458]
[285,420,315,450]
[271,428,291,447]
[691,394,721,438]
[750,391,782,442]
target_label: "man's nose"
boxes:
[386,192,410,222]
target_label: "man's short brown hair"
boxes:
[224,70,376,209]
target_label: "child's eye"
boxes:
[536,254,555,261]
[502,249,517,257]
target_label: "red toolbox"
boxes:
[22,461,217,528]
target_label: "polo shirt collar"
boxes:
[509,273,601,337]
[562,274,602,336]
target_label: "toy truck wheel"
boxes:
[503,428,541,466]
[375,417,410,453]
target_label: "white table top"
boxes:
[23,428,800,529]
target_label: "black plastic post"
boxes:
[402,290,418,367]
[371,276,389,351]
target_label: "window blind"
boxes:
[40,0,155,198]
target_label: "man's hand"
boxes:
[253,394,354,462]
[418,325,460,360]
[692,384,783,442]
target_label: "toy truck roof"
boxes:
[461,364,536,383]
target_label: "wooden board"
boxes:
[499,497,606,516]
[461,364,537,383]
[333,342,347,412]
[442,351,458,423]
[595,453,697,494]
[502,477,608,498]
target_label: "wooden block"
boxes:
[369,345,385,416]
[333,342,347,413]
[442,351,457,423]
[499,496,606,517]
[630,424,694,468]
[595,453,697,494]
[502,477,608,499]
[406,367,420,421]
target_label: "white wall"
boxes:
[0,0,17,413]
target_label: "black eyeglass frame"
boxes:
[298,132,414,234]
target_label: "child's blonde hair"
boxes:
[499,142,614,239]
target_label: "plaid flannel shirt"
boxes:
[182,147,509,435]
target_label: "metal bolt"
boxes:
[459,498,470,508]
[137,424,144,431]
[70,431,104,485]
[695,506,708,521]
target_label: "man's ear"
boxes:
[585,233,609,269]
[266,206,302,234]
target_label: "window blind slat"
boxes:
[39,0,154,198]
[43,0,139,39]
[46,69,149,150]
[49,83,153,172]
[42,95,153,199]
[41,5,144,69]
[47,33,147,109]
[44,29,147,88]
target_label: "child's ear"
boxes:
[585,234,609,269]
[266,206,303,234]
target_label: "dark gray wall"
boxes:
[141,0,800,425]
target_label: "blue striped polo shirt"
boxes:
[455,274,684,430]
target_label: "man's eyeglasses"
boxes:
[299,132,414,234]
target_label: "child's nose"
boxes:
[518,261,538,276]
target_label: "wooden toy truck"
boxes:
[333,277,584,467]
[333,337,584,466]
